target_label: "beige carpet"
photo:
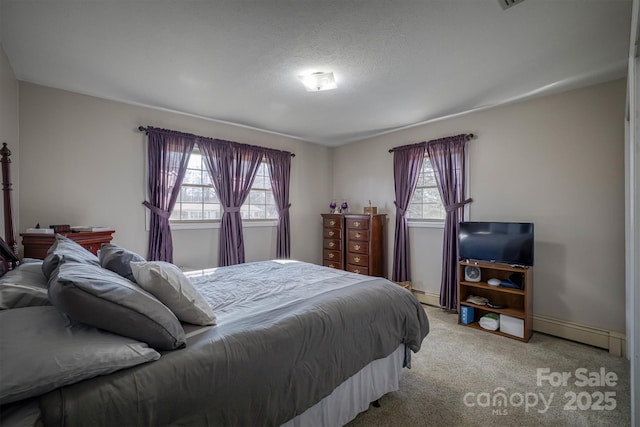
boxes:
[347,305,630,427]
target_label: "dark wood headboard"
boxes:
[0,235,17,275]
[0,142,18,272]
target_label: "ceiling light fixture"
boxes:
[297,72,337,92]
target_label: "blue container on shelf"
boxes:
[460,305,475,324]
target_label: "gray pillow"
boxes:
[130,261,217,326]
[0,306,160,405]
[99,243,145,282]
[41,234,100,279]
[0,260,49,309]
[48,263,186,350]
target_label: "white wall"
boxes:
[0,44,19,237]
[333,79,627,333]
[15,77,627,333]
[18,82,333,268]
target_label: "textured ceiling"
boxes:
[0,0,632,146]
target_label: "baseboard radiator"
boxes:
[413,290,626,357]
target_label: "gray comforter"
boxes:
[39,261,429,426]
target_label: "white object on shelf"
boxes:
[71,226,111,232]
[464,266,481,282]
[479,313,499,331]
[25,228,54,234]
[499,314,524,338]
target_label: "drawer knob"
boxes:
[328,264,335,268]
[329,242,335,248]
[354,256,361,263]
[328,231,334,237]
[354,269,360,274]
[354,221,360,227]
[329,253,334,259]
[354,244,361,251]
[329,220,335,226]
[355,232,361,238]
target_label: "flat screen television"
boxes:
[458,222,534,266]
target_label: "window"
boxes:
[241,162,277,220]
[170,149,220,222]
[407,156,446,221]
[170,146,277,222]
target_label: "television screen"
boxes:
[458,222,534,266]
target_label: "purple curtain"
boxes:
[265,151,291,259]
[392,145,426,282]
[426,135,472,310]
[199,140,262,266]
[143,128,195,262]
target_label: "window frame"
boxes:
[168,146,279,228]
[240,161,279,222]
[170,147,220,223]
[406,151,470,229]
[406,155,447,224]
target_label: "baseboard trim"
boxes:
[533,313,626,356]
[414,290,441,307]
[414,291,626,356]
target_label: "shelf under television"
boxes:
[457,259,533,342]
[459,259,531,272]
[459,301,524,319]
[459,280,525,295]
[461,321,529,343]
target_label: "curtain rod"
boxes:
[138,126,295,157]
[388,133,475,153]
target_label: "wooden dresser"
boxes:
[344,214,386,277]
[321,213,386,277]
[321,214,344,270]
[20,230,115,259]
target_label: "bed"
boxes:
[0,145,429,426]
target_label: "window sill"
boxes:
[170,220,278,230]
[408,221,445,229]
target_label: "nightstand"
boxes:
[20,230,115,259]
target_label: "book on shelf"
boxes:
[71,226,112,232]
[25,228,54,234]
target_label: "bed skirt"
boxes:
[282,344,405,427]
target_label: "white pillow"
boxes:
[130,261,216,326]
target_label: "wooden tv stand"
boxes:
[458,260,533,342]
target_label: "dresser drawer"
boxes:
[323,228,341,239]
[347,241,368,254]
[347,230,369,242]
[323,249,342,262]
[346,264,369,275]
[323,260,344,270]
[323,217,343,228]
[323,239,341,250]
[347,253,368,266]
[346,218,369,230]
